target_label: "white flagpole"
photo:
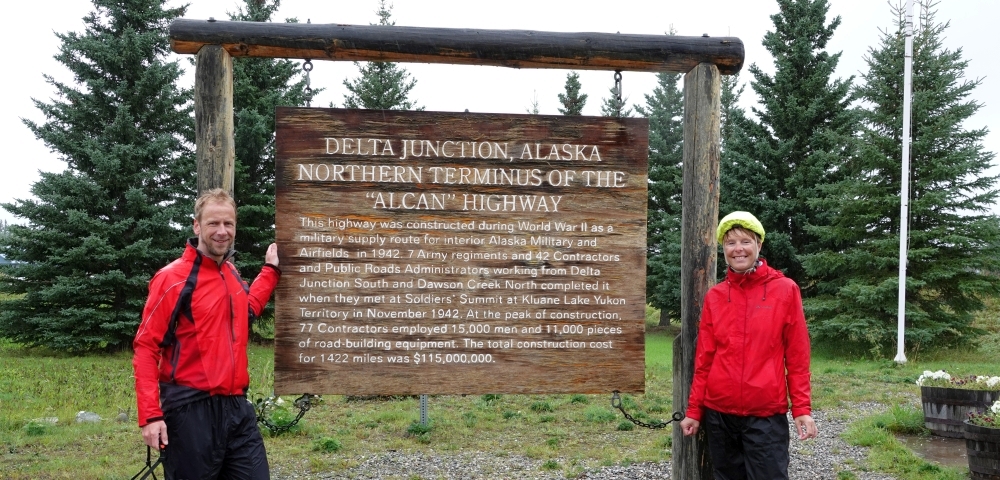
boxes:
[895,0,915,364]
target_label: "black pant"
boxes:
[163,395,269,480]
[703,408,790,480]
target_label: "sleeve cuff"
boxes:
[140,415,164,427]
[263,263,281,275]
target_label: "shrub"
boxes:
[541,459,560,470]
[530,401,554,413]
[584,406,616,423]
[313,436,342,453]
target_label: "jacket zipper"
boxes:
[215,261,238,393]
[226,271,237,391]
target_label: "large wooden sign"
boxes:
[274,108,647,395]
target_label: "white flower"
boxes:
[987,377,1000,388]
[991,400,1000,416]
[916,370,951,386]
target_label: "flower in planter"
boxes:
[968,400,1000,428]
[916,370,951,386]
[916,370,1000,390]
[977,376,1000,389]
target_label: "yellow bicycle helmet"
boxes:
[716,211,765,243]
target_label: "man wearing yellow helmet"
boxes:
[680,211,817,479]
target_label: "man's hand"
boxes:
[793,414,818,440]
[141,420,168,449]
[265,243,278,266]
[680,417,700,436]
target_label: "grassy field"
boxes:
[1,307,997,479]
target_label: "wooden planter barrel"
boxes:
[921,386,1000,438]
[965,421,1000,480]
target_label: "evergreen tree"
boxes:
[601,71,634,118]
[0,0,194,352]
[722,0,858,287]
[526,90,540,115]
[803,2,1000,354]
[0,220,8,262]
[720,73,748,161]
[637,71,683,325]
[600,89,634,118]
[718,72,755,272]
[229,0,314,299]
[557,72,587,115]
[342,0,421,110]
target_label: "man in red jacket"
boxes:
[680,211,817,480]
[133,188,280,479]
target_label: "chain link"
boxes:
[255,393,318,434]
[613,70,623,104]
[611,390,683,430]
[303,59,313,107]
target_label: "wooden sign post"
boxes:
[273,108,648,395]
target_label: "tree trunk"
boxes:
[658,308,671,327]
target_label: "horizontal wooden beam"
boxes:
[170,19,744,75]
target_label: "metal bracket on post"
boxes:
[420,394,429,425]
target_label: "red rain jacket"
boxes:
[685,259,812,421]
[133,239,280,427]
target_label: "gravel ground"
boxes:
[273,404,898,479]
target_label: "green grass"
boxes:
[842,414,967,480]
[0,333,678,478]
[1,309,995,479]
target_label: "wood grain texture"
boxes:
[170,19,744,74]
[673,63,721,480]
[274,108,647,395]
[195,46,234,194]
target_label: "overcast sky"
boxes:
[3,0,998,226]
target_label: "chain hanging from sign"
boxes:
[254,393,319,434]
[302,19,313,107]
[611,391,684,430]
[302,59,313,107]
[612,70,623,105]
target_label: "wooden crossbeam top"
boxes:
[170,19,744,74]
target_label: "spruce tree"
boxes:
[600,88,634,118]
[526,90,540,115]
[557,72,587,115]
[803,2,1000,353]
[229,0,314,288]
[342,0,421,110]
[722,0,858,287]
[720,74,747,149]
[637,71,683,325]
[0,0,193,352]
[718,72,756,273]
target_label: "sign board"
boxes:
[274,108,647,395]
